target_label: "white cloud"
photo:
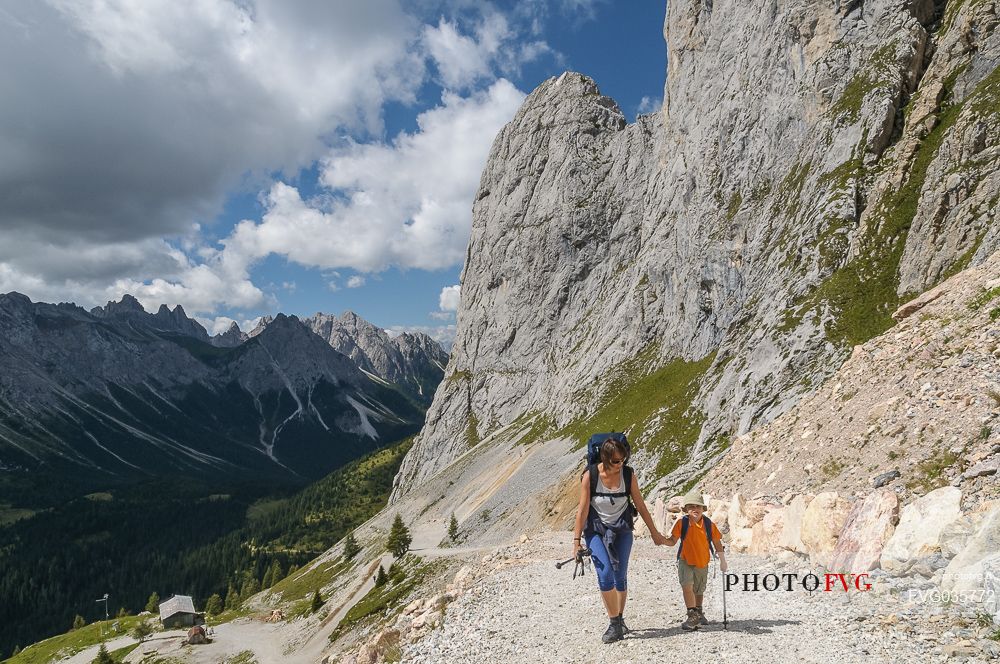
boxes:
[210,79,524,277]
[637,95,662,115]
[423,18,492,89]
[439,284,461,311]
[1,76,520,317]
[0,2,579,320]
[0,0,424,243]
[429,311,454,321]
[423,12,550,90]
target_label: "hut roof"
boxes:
[159,595,196,619]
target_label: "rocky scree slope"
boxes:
[394,0,1000,502]
[703,249,1000,507]
[0,293,429,486]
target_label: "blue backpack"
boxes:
[584,433,635,520]
[586,432,629,465]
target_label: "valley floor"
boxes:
[401,533,995,664]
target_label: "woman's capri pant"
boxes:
[585,530,633,592]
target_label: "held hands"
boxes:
[651,531,669,546]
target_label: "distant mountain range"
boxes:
[0,292,446,493]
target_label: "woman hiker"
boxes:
[572,437,668,643]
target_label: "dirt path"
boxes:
[402,533,968,664]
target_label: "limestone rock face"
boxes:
[938,514,985,560]
[942,506,1000,594]
[392,0,1000,502]
[778,494,814,554]
[801,492,851,564]
[827,489,900,572]
[880,486,962,574]
[749,508,785,555]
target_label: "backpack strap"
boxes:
[588,463,598,498]
[587,464,631,505]
[704,515,717,559]
[677,515,718,560]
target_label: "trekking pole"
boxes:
[722,566,728,630]
[573,548,591,579]
[556,548,591,579]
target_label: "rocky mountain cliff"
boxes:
[0,293,434,489]
[393,0,1000,501]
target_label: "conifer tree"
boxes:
[145,592,160,614]
[225,584,240,611]
[92,643,114,664]
[448,514,459,542]
[130,620,153,643]
[262,566,274,589]
[240,575,261,600]
[205,593,224,615]
[310,590,324,613]
[269,559,285,585]
[72,615,86,631]
[375,565,388,587]
[342,531,361,560]
[386,515,412,558]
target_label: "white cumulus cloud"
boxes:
[439,284,461,311]
[210,79,524,278]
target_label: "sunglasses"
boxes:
[608,457,625,466]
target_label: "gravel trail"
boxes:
[403,533,988,664]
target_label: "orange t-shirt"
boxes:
[671,516,722,568]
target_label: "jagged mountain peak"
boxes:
[248,315,274,338]
[210,320,246,348]
[302,311,447,403]
[92,293,145,316]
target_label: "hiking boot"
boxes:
[619,615,630,634]
[601,617,623,643]
[696,607,710,625]
[681,607,701,631]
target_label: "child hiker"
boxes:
[665,489,727,631]
[572,437,668,643]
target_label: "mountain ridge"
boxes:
[0,292,445,489]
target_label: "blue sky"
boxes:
[0,0,666,344]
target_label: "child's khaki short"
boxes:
[677,559,709,594]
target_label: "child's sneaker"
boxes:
[681,607,701,631]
